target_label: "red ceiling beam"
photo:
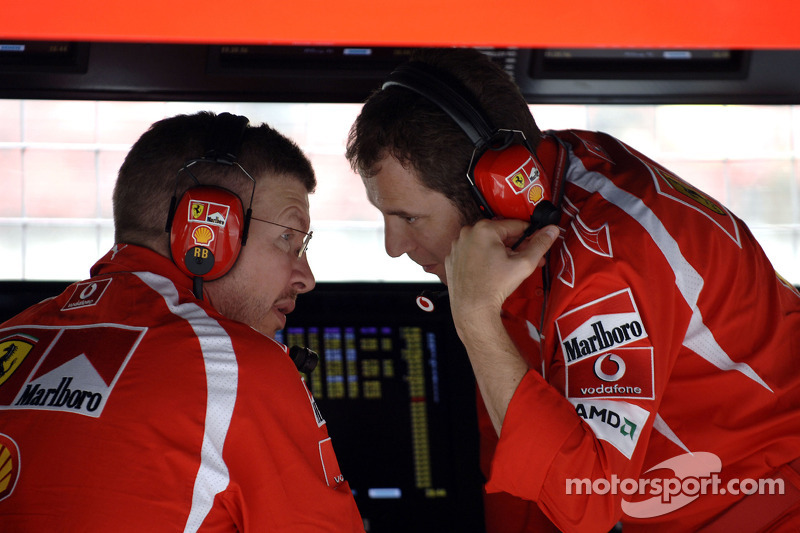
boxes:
[3,0,799,49]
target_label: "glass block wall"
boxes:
[1,100,798,284]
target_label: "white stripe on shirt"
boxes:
[135,272,239,532]
[565,149,772,392]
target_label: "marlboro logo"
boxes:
[0,324,145,418]
[556,289,649,364]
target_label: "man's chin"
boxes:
[420,264,446,284]
[430,268,447,286]
[257,317,282,339]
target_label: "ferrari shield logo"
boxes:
[511,172,527,190]
[0,335,36,388]
[191,202,206,220]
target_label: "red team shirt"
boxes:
[482,131,800,532]
[0,245,364,532]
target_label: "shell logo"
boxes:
[0,433,20,501]
[192,225,215,246]
[528,183,544,204]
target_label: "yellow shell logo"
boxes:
[0,434,20,501]
[528,184,544,204]
[192,225,215,245]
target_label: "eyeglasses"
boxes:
[250,216,313,258]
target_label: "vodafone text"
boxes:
[579,384,642,395]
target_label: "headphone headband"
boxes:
[383,62,496,148]
[382,60,560,227]
[205,112,250,164]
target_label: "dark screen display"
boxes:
[277,283,484,532]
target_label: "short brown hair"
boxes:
[346,48,541,224]
[113,111,315,249]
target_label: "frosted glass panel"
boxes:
[1,100,798,285]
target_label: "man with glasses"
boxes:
[0,112,365,531]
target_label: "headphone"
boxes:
[164,112,255,298]
[382,62,560,232]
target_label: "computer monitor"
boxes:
[277,282,484,532]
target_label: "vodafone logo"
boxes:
[594,353,626,382]
[0,433,20,501]
[61,278,112,311]
[567,347,654,400]
[416,295,435,312]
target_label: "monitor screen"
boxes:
[0,281,485,532]
[277,282,484,532]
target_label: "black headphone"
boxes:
[382,62,560,234]
[165,112,255,298]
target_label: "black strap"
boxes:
[205,112,249,164]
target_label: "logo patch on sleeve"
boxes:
[566,347,654,400]
[61,279,112,311]
[0,324,145,418]
[570,398,649,459]
[0,433,20,501]
[651,165,741,246]
[556,288,649,364]
[319,437,345,488]
[0,334,36,387]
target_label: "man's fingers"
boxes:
[465,218,543,247]
[489,219,535,246]
[516,225,560,263]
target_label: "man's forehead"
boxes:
[255,176,309,209]
[364,179,415,215]
[365,162,428,202]
[284,208,311,230]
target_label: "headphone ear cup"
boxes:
[472,144,551,221]
[169,186,245,281]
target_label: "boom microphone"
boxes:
[510,200,560,250]
[290,345,319,373]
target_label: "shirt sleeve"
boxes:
[212,333,365,532]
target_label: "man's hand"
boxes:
[446,219,559,329]
[444,219,559,435]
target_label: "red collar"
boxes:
[90,244,196,294]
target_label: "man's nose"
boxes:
[384,219,414,258]
[292,255,316,294]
